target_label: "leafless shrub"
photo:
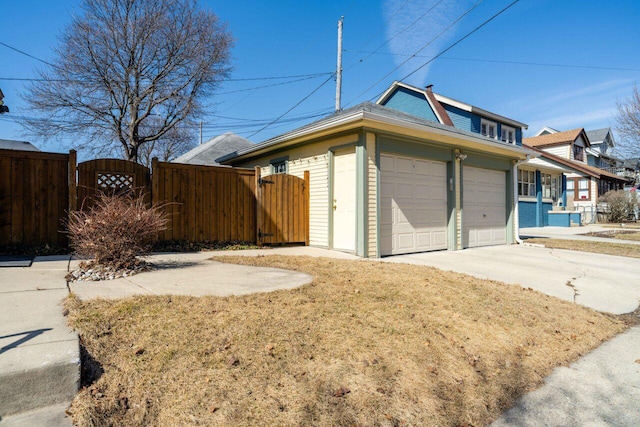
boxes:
[598,190,639,222]
[67,192,168,270]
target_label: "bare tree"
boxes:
[137,123,195,168]
[23,0,232,163]
[615,84,640,158]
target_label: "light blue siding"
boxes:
[542,202,553,226]
[548,212,581,227]
[519,201,537,227]
[443,104,480,133]
[382,87,438,122]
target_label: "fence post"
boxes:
[68,150,77,212]
[151,157,159,206]
[304,170,310,246]
[255,166,261,246]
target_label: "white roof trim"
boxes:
[523,156,572,173]
[433,93,528,129]
[225,107,537,162]
[534,126,560,136]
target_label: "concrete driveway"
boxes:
[384,244,640,315]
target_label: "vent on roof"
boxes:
[425,84,434,92]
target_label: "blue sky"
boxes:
[1,0,639,157]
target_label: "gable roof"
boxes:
[219,102,536,165]
[376,81,527,129]
[534,126,560,136]
[524,144,628,182]
[376,81,453,125]
[585,127,614,146]
[0,139,40,152]
[172,132,253,166]
[523,128,589,148]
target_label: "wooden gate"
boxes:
[77,159,151,210]
[255,168,309,245]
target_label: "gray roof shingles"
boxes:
[172,132,254,166]
[0,139,40,152]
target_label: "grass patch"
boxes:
[586,229,640,242]
[526,238,640,258]
[612,232,640,241]
[64,256,628,426]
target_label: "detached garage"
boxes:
[221,102,535,258]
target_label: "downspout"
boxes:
[513,155,531,244]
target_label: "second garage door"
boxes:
[380,154,448,256]
[463,166,507,248]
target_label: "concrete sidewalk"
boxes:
[0,255,78,425]
[492,324,640,427]
[520,224,640,245]
[70,251,314,300]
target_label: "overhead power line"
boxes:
[341,51,640,72]
[0,41,61,70]
[247,74,336,139]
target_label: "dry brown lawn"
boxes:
[64,255,629,427]
[526,238,640,258]
[612,231,640,241]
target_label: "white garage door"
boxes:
[463,166,507,248]
[380,153,448,256]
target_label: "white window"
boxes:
[481,119,497,139]
[550,176,559,202]
[541,173,552,198]
[270,156,288,174]
[578,178,589,199]
[501,125,516,144]
[518,169,536,197]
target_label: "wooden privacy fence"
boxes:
[77,158,151,210]
[152,161,257,242]
[0,149,73,247]
[0,150,309,249]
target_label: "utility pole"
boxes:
[200,121,203,145]
[335,16,344,112]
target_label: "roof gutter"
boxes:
[221,108,537,164]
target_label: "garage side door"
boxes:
[380,154,448,256]
[463,166,507,248]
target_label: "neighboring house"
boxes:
[524,129,627,223]
[622,158,640,187]
[535,126,560,136]
[172,132,253,166]
[516,151,572,227]
[220,95,535,258]
[377,81,527,145]
[585,127,618,169]
[0,138,40,152]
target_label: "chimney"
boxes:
[425,84,433,92]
